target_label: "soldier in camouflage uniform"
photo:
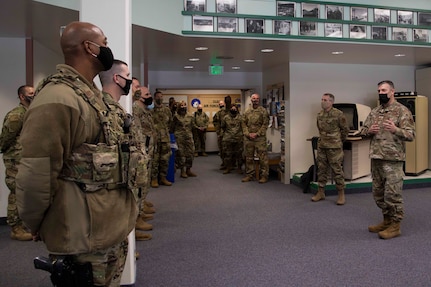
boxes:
[151,91,173,188]
[133,86,157,241]
[0,85,34,241]
[193,104,209,157]
[360,80,415,240]
[172,101,197,178]
[100,60,153,245]
[312,93,349,205]
[16,22,138,286]
[213,101,228,167]
[221,105,243,174]
[241,93,270,183]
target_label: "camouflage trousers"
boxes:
[151,141,171,179]
[222,139,243,169]
[50,238,128,287]
[193,129,206,153]
[217,133,224,162]
[316,147,345,188]
[371,159,404,222]
[4,159,21,227]
[176,134,194,169]
[243,138,268,178]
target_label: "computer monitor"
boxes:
[333,103,371,132]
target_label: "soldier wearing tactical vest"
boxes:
[16,22,138,286]
[100,60,153,242]
[0,85,34,241]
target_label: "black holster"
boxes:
[34,256,93,287]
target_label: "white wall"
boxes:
[289,62,415,176]
[0,38,26,218]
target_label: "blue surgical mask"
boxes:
[147,102,154,110]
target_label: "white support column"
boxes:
[79,1,136,286]
[80,0,133,113]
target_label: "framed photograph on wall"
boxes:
[325,23,342,37]
[246,19,264,34]
[185,0,205,12]
[300,21,317,36]
[393,27,408,41]
[326,5,343,20]
[418,12,431,26]
[414,29,428,42]
[372,26,387,40]
[277,1,295,17]
[216,0,236,14]
[397,10,413,24]
[217,17,237,32]
[374,8,390,23]
[302,3,319,18]
[274,20,291,35]
[351,7,368,22]
[192,16,213,32]
[350,25,366,38]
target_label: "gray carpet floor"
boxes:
[1,154,431,286]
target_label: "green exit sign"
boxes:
[209,65,223,75]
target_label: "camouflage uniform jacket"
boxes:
[213,109,228,135]
[0,103,27,160]
[133,101,156,150]
[221,113,243,142]
[16,64,138,254]
[152,105,172,143]
[172,113,194,142]
[360,101,415,161]
[241,106,269,142]
[194,111,209,129]
[317,107,349,149]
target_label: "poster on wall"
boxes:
[184,0,205,12]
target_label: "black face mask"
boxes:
[24,95,34,104]
[88,41,114,71]
[117,75,132,95]
[230,110,238,115]
[143,97,153,106]
[379,93,390,104]
[220,105,224,109]
[197,109,202,113]
[179,107,187,113]
[155,98,163,105]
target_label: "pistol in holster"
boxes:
[34,255,93,287]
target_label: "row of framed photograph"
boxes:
[185,0,431,27]
[192,16,429,42]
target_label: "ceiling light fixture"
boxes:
[261,49,274,53]
[331,51,344,55]
[232,66,241,70]
[244,59,255,63]
[184,65,194,69]
[394,53,406,57]
[189,58,200,62]
[195,47,208,51]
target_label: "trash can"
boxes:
[167,133,177,183]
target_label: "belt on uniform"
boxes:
[76,182,127,192]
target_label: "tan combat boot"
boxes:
[180,168,188,178]
[194,152,199,157]
[223,168,231,174]
[241,175,253,182]
[141,213,154,221]
[151,178,159,188]
[135,216,153,231]
[135,231,152,241]
[186,168,197,177]
[259,176,268,184]
[202,152,208,157]
[368,215,392,233]
[336,186,345,205]
[311,187,325,202]
[144,204,156,214]
[10,225,32,241]
[144,200,154,207]
[378,222,401,239]
[159,177,172,186]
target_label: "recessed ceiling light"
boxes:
[189,58,200,62]
[261,49,274,53]
[184,65,194,69]
[331,51,344,55]
[244,59,255,63]
[195,47,208,51]
[394,53,405,57]
[232,66,241,70]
